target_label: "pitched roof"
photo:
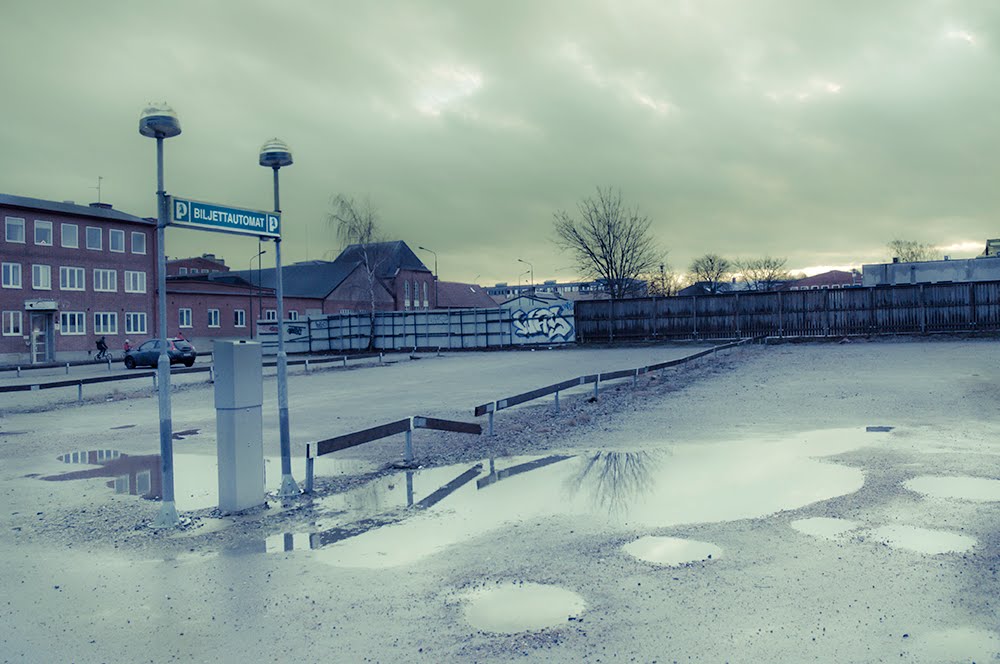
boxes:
[0,193,154,225]
[337,241,430,278]
[436,281,499,309]
[219,260,359,299]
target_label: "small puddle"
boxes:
[866,525,976,555]
[622,536,721,566]
[790,517,859,541]
[171,428,200,440]
[914,627,1000,661]
[460,582,585,634]
[110,424,136,430]
[904,475,1000,502]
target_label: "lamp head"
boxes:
[139,103,181,138]
[259,138,293,168]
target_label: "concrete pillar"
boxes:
[213,340,265,513]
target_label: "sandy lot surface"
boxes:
[3,338,1000,663]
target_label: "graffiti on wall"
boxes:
[512,305,575,342]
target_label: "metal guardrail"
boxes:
[473,337,761,434]
[304,415,483,493]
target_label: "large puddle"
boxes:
[623,536,722,566]
[865,525,976,555]
[904,475,1000,502]
[459,582,586,634]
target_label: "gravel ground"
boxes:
[3,338,1000,662]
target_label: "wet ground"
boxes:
[3,339,1000,661]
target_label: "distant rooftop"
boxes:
[0,193,153,225]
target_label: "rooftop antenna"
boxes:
[91,176,103,203]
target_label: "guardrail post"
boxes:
[208,366,214,383]
[304,359,310,372]
[152,372,157,390]
[488,402,496,436]
[554,390,560,413]
[633,368,639,387]
[16,366,20,377]
[343,355,347,368]
[107,357,112,371]
[65,363,70,375]
[304,444,314,494]
[594,376,600,398]
[405,418,414,463]
[379,352,383,364]
[77,382,83,402]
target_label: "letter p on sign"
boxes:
[268,215,279,233]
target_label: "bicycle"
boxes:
[95,337,112,362]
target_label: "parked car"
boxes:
[123,338,197,369]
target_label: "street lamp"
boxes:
[517,258,533,294]
[259,137,299,497]
[139,102,181,528]
[249,248,267,339]
[417,246,438,308]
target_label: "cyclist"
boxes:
[95,336,109,360]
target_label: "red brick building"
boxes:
[166,253,229,276]
[1,194,156,364]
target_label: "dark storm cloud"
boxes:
[2,0,998,282]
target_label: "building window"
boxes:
[131,231,146,254]
[125,312,147,335]
[60,266,85,291]
[61,223,78,248]
[5,217,25,243]
[124,271,146,293]
[34,220,53,246]
[179,308,192,328]
[109,229,125,253]
[207,309,220,328]
[264,309,277,321]
[94,312,118,335]
[288,310,299,320]
[404,281,410,308]
[423,282,429,308]
[179,267,188,275]
[93,269,117,292]
[32,264,51,290]
[234,309,246,327]
[2,311,22,336]
[86,226,102,250]
[60,312,85,335]
[2,262,21,288]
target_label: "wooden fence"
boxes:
[575,282,1000,342]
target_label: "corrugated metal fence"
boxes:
[575,282,1000,342]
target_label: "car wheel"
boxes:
[150,359,158,369]
[183,359,194,367]
[124,356,136,370]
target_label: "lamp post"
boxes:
[249,248,266,339]
[518,258,533,294]
[417,246,438,308]
[139,102,181,528]
[259,138,299,497]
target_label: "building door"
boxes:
[29,312,53,364]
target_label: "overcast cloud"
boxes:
[2,0,997,283]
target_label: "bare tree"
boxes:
[553,187,662,299]
[689,254,732,293]
[736,256,791,291]
[887,239,937,263]
[328,194,391,350]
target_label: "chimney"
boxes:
[892,257,899,263]
[943,255,950,261]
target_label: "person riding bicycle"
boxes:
[95,336,108,358]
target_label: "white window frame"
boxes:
[179,308,192,328]
[60,311,86,335]
[288,310,299,320]
[86,226,102,250]
[5,217,25,243]
[32,264,51,290]
[93,268,117,292]
[109,228,125,253]
[2,311,22,336]
[60,266,85,291]
[125,312,147,335]
[94,312,118,335]
[264,309,277,321]
[61,223,78,248]
[2,262,22,289]
[404,281,410,309]
[124,270,146,293]
[131,231,146,255]
[34,220,53,246]
[423,282,429,308]
[233,309,246,328]
[207,308,220,328]
[179,267,188,275]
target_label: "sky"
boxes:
[2,0,998,284]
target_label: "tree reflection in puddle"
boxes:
[565,450,669,519]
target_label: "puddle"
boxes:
[865,426,894,433]
[914,626,1000,662]
[623,536,722,566]
[171,428,200,440]
[41,449,372,511]
[866,525,976,555]
[110,424,136,430]
[460,582,585,634]
[904,475,1000,502]
[790,517,859,541]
